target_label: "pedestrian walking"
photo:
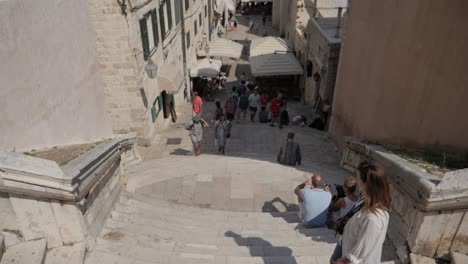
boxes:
[248,90,260,121]
[260,92,269,108]
[262,15,266,26]
[215,114,231,154]
[225,95,237,121]
[185,114,209,156]
[192,91,203,115]
[214,101,224,121]
[237,92,249,121]
[269,93,282,127]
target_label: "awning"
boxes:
[250,37,293,57]
[249,53,303,77]
[190,58,223,77]
[249,37,302,77]
[158,64,184,94]
[197,38,243,59]
[241,0,272,2]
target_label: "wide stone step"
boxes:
[112,203,299,231]
[0,238,47,264]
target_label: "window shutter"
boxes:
[185,0,189,11]
[194,22,197,36]
[199,13,202,26]
[166,0,173,31]
[174,0,181,25]
[139,18,150,60]
[159,6,166,40]
[186,32,190,50]
[151,10,159,47]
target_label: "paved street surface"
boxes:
[85,14,399,264]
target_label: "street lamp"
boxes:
[145,58,158,79]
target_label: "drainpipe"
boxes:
[179,0,189,100]
[335,7,343,38]
[313,0,317,18]
[208,0,212,41]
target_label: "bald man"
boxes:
[294,174,332,228]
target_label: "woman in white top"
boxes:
[333,162,392,264]
[331,176,359,221]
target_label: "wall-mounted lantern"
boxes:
[145,58,158,79]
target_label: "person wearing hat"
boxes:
[185,114,209,156]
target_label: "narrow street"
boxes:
[136,14,349,212]
[88,13,401,264]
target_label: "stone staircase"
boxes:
[85,191,398,264]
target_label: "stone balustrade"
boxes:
[341,138,468,263]
[0,133,140,252]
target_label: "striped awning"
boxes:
[250,37,293,57]
[249,53,303,77]
[249,37,302,77]
[197,38,243,59]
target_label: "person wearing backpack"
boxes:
[185,114,209,156]
[237,92,249,122]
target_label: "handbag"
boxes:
[330,199,364,235]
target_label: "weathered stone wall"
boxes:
[88,0,209,143]
[0,0,113,151]
[341,140,468,263]
[88,0,146,136]
[329,0,468,152]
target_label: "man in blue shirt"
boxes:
[294,174,332,228]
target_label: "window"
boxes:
[151,10,159,48]
[159,6,166,40]
[199,13,202,27]
[174,0,181,25]
[204,5,207,18]
[139,18,150,60]
[186,32,190,49]
[185,0,189,11]
[194,21,197,36]
[166,0,173,31]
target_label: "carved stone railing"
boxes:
[341,138,468,263]
[0,134,140,250]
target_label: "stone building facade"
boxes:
[88,0,212,144]
[329,0,468,152]
[271,0,345,113]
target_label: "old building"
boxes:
[272,0,346,119]
[329,0,468,152]
[89,0,213,144]
[0,0,215,151]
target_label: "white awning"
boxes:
[249,53,303,77]
[250,37,293,57]
[158,64,184,94]
[197,38,243,59]
[241,0,272,2]
[249,37,302,77]
[190,58,223,77]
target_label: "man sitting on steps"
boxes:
[294,174,332,228]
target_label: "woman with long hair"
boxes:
[333,161,392,264]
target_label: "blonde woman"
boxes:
[333,162,392,264]
[330,177,359,222]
